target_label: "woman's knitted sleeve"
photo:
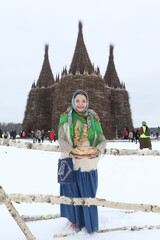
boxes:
[96,141,107,154]
[59,127,73,153]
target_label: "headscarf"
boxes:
[72,89,89,112]
[58,90,106,147]
[68,89,100,130]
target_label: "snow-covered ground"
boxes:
[0,139,160,240]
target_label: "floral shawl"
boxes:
[58,90,106,148]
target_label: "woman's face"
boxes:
[74,94,87,112]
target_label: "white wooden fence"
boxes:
[1,184,160,239]
[1,138,160,155]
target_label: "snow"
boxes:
[0,139,160,240]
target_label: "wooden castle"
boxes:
[23,22,133,139]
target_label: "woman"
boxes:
[58,89,106,233]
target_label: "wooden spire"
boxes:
[104,45,121,88]
[36,44,54,87]
[69,21,94,75]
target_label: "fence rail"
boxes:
[1,192,160,213]
[1,184,160,240]
[1,138,160,155]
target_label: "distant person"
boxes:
[139,121,152,150]
[22,130,26,138]
[10,130,14,139]
[0,129,2,138]
[13,130,16,139]
[31,131,34,138]
[156,132,159,139]
[124,128,129,139]
[49,130,54,143]
[3,131,8,139]
[34,130,38,143]
[53,133,56,142]
[47,131,50,140]
[132,129,135,142]
[135,129,140,144]
[128,130,133,142]
[32,131,36,143]
[38,130,42,143]
[41,130,45,143]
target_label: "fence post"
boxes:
[0,185,36,240]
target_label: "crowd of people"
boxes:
[123,128,140,143]
[0,129,57,143]
[123,127,159,144]
[122,122,160,150]
[30,130,56,143]
[0,129,17,139]
[0,126,159,145]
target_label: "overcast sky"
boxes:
[0,0,160,127]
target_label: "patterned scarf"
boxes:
[58,90,106,147]
[68,89,100,129]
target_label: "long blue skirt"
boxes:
[60,169,98,233]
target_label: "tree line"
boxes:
[0,122,22,134]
